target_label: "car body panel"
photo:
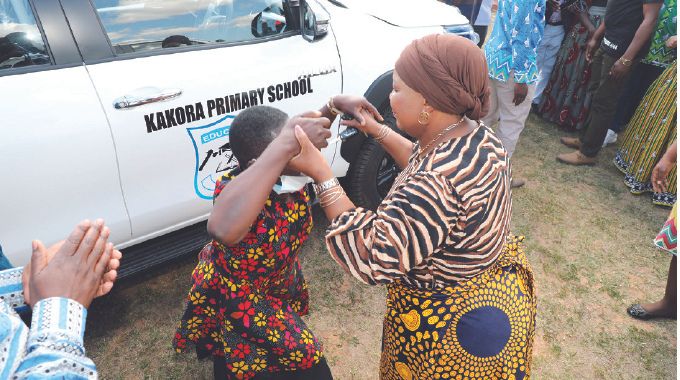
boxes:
[0,0,470,268]
[0,66,132,265]
[85,32,342,240]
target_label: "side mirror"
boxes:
[300,0,330,42]
[251,6,288,38]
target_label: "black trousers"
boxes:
[610,62,665,132]
[474,25,488,47]
[213,356,333,380]
[578,48,638,157]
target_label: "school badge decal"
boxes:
[187,115,238,200]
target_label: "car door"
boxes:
[0,0,131,265]
[62,0,342,242]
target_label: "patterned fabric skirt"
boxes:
[537,7,606,130]
[379,237,536,380]
[614,61,677,207]
[654,203,677,255]
[173,244,324,380]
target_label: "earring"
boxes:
[417,111,430,125]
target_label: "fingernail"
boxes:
[32,240,38,252]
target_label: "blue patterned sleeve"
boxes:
[0,267,28,314]
[11,297,97,379]
[510,0,545,83]
[0,294,29,378]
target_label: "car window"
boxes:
[92,0,295,55]
[0,0,51,71]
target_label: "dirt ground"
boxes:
[85,115,677,379]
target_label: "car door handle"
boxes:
[113,88,183,109]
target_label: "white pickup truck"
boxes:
[0,0,474,275]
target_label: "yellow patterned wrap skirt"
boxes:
[380,236,536,380]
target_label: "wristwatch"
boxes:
[619,57,633,66]
[327,97,341,116]
[313,177,340,195]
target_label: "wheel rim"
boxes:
[376,155,398,198]
[375,105,400,199]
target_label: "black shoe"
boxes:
[530,103,540,115]
[627,304,652,320]
[627,303,677,320]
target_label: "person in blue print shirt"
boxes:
[482,0,546,189]
[0,219,121,379]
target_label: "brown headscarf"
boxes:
[394,34,490,120]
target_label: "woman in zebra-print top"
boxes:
[289,34,536,379]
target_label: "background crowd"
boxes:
[462,0,678,323]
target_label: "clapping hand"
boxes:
[23,220,122,308]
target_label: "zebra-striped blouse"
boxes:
[325,123,512,289]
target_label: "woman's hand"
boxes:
[331,95,383,126]
[585,37,599,62]
[666,35,677,49]
[288,126,333,182]
[651,156,673,193]
[276,113,332,159]
[340,108,384,136]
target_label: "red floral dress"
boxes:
[173,170,323,379]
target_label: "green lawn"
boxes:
[85,114,676,379]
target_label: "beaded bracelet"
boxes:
[313,177,340,195]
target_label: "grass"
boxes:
[85,115,676,379]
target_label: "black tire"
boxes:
[346,103,403,210]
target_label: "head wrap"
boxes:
[394,34,490,120]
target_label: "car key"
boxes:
[328,113,363,145]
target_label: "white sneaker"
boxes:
[602,129,618,147]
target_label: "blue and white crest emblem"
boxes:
[187,115,238,200]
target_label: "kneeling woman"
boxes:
[173,100,380,380]
[290,34,537,379]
